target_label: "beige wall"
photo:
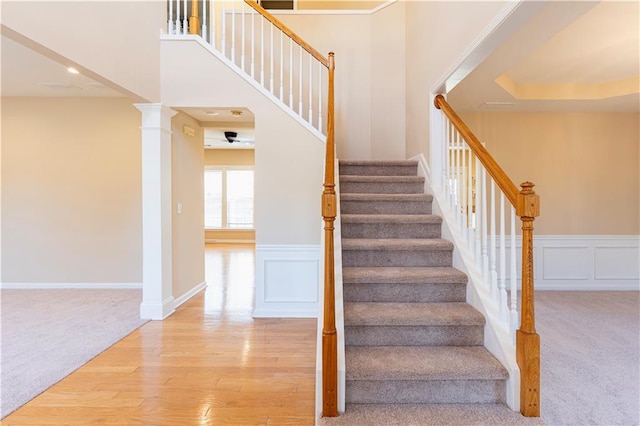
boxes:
[204,149,256,242]
[459,111,640,235]
[204,149,255,166]
[171,112,205,300]
[297,0,386,10]
[405,0,511,161]
[1,98,142,284]
[1,1,163,102]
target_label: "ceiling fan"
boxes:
[222,131,255,144]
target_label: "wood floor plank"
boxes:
[3,244,317,425]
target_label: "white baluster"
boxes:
[475,158,482,268]
[221,0,226,56]
[231,1,236,64]
[260,18,264,86]
[490,180,497,300]
[288,39,293,107]
[202,0,208,42]
[499,193,508,322]
[210,0,218,48]
[510,206,518,341]
[444,119,450,200]
[318,61,322,131]
[168,0,174,34]
[269,24,274,93]
[280,33,284,101]
[183,0,189,34]
[299,45,303,115]
[462,143,468,244]
[175,0,181,35]
[251,7,255,78]
[456,132,462,230]
[308,53,313,125]
[241,3,245,71]
[481,169,489,285]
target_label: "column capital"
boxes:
[133,103,178,129]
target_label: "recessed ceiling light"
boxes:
[67,67,80,74]
[230,110,243,117]
[205,111,219,116]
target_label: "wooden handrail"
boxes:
[434,95,519,207]
[321,52,337,417]
[434,94,540,417]
[243,0,330,68]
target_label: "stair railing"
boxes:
[167,0,329,135]
[166,0,338,417]
[433,94,540,417]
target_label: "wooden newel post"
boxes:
[322,52,338,417]
[516,181,540,417]
[189,0,200,35]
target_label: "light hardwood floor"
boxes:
[4,244,317,425]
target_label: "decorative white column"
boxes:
[134,103,177,320]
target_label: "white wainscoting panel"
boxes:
[254,244,320,317]
[499,236,639,290]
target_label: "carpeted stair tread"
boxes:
[318,403,546,425]
[341,193,433,202]
[343,267,467,284]
[341,214,442,224]
[344,302,484,326]
[340,160,418,167]
[342,238,453,251]
[346,346,508,381]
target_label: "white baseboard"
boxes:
[140,296,175,320]
[0,282,142,290]
[255,244,321,318]
[174,281,207,308]
[527,236,639,291]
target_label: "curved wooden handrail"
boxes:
[243,0,329,68]
[434,94,519,207]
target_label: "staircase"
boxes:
[321,160,544,425]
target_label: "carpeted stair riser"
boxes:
[344,282,467,303]
[342,249,452,267]
[342,221,441,239]
[339,161,418,177]
[340,177,425,194]
[341,196,432,215]
[345,325,484,346]
[346,379,506,404]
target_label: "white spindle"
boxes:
[288,39,293,106]
[211,0,216,47]
[221,0,226,56]
[481,169,489,285]
[309,53,313,124]
[231,2,236,63]
[475,158,482,268]
[251,8,255,78]
[175,0,181,35]
[241,3,245,71]
[490,180,497,299]
[183,0,188,34]
[499,193,508,322]
[269,24,274,93]
[318,61,322,131]
[456,132,462,230]
[280,33,284,101]
[202,0,208,42]
[461,143,468,244]
[299,45,303,114]
[467,151,474,249]
[444,121,451,202]
[260,18,265,85]
[168,0,174,34]
[510,206,518,338]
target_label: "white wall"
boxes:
[1,98,142,286]
[1,1,164,102]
